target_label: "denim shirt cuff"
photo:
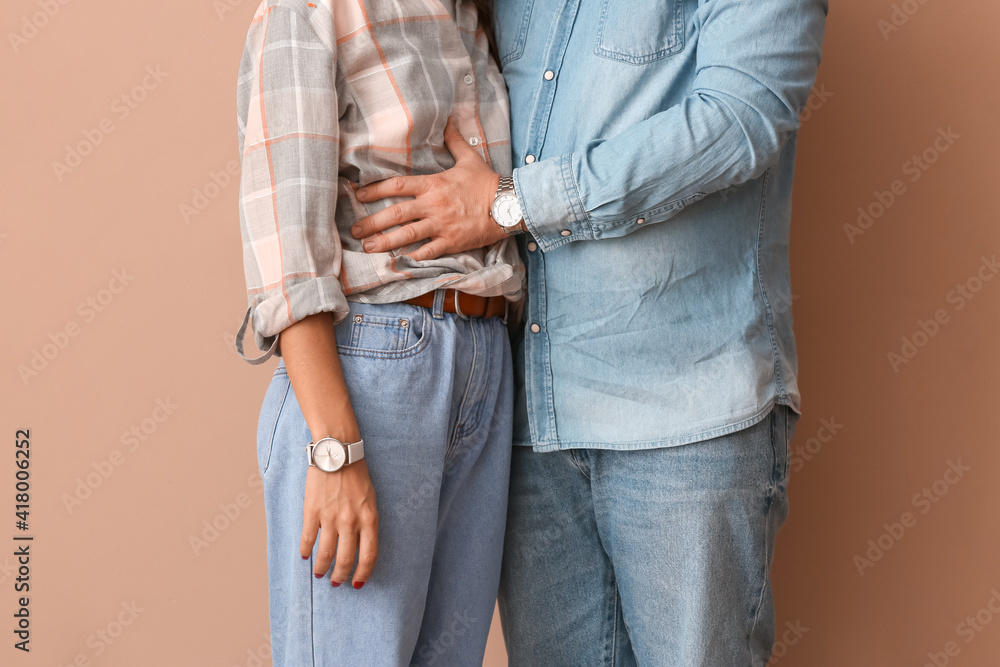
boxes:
[513,154,594,252]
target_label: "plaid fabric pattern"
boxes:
[235,0,523,361]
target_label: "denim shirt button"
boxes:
[524,154,535,164]
[560,229,571,236]
[637,218,645,224]
[543,70,555,80]
[530,323,541,333]
[527,242,538,252]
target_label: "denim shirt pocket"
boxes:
[495,0,534,67]
[595,0,687,65]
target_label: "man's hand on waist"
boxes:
[351,117,505,261]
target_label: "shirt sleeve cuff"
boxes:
[234,277,351,364]
[513,153,594,252]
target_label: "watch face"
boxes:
[313,439,346,472]
[492,193,522,228]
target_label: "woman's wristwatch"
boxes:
[305,436,365,472]
[489,176,527,235]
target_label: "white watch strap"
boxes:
[346,439,365,465]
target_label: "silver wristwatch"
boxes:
[489,176,526,235]
[305,436,365,472]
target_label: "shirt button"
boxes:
[468,137,480,147]
[464,74,474,85]
[543,70,555,81]
[560,229,571,236]
[524,154,536,164]
[530,323,541,333]
[527,241,538,252]
[637,218,645,224]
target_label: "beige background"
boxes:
[1,0,998,665]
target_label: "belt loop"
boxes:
[431,289,446,319]
[453,290,470,320]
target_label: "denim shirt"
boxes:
[497,0,828,450]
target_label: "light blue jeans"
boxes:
[256,294,513,666]
[498,403,798,667]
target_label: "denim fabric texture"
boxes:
[498,403,799,666]
[256,298,513,666]
[497,0,828,449]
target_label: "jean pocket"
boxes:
[595,0,686,65]
[495,0,533,67]
[335,303,432,359]
[256,372,291,478]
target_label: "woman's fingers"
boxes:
[330,529,358,586]
[362,220,436,254]
[353,519,379,588]
[300,508,320,561]
[313,522,339,580]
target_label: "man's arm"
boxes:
[351,0,828,256]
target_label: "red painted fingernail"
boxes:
[331,581,341,588]
[353,581,365,590]
[302,555,309,560]
[314,573,323,578]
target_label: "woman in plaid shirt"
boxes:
[233,1,523,663]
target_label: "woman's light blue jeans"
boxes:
[256,295,513,666]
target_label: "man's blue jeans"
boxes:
[256,296,513,666]
[498,403,798,667]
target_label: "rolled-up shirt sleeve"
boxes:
[234,2,347,363]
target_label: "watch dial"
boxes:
[494,194,522,227]
[314,440,346,472]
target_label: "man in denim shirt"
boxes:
[352,0,828,663]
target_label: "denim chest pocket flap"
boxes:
[595,0,687,64]
[495,0,533,67]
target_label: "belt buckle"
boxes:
[453,289,470,320]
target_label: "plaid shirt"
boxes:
[234,0,523,363]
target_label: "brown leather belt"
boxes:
[404,289,507,319]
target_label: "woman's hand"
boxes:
[350,116,506,261]
[278,312,380,589]
[301,459,379,589]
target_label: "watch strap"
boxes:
[346,439,365,465]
